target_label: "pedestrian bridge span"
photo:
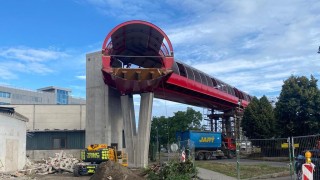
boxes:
[101,20,251,111]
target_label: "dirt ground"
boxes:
[34,173,91,180]
[1,173,91,180]
[2,167,146,180]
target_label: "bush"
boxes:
[147,159,197,180]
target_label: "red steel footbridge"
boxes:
[101,20,251,112]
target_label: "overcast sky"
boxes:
[0,0,319,117]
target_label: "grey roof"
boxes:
[37,86,72,92]
[0,106,29,122]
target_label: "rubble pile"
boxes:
[21,151,79,175]
[0,172,25,179]
[90,161,144,180]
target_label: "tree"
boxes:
[242,96,276,139]
[150,107,203,146]
[275,75,320,137]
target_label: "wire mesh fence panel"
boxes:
[236,138,292,179]
[292,134,320,156]
[292,134,320,179]
[239,138,290,161]
[157,140,195,163]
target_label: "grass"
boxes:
[195,161,289,179]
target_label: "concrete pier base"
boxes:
[121,93,154,168]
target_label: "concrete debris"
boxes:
[0,172,25,179]
[21,151,79,175]
[90,161,144,180]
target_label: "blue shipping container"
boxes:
[176,131,222,149]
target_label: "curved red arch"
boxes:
[102,20,174,56]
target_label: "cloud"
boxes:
[0,47,68,62]
[0,46,70,80]
[76,75,86,80]
[85,0,320,98]
[0,64,18,80]
[165,0,320,97]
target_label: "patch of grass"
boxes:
[195,161,289,179]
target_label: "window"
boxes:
[176,62,187,78]
[184,66,195,80]
[0,102,10,105]
[53,138,66,149]
[0,91,11,98]
[199,73,208,86]
[57,89,69,104]
[193,70,202,84]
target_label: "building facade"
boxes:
[0,86,85,105]
[0,107,28,172]
[1,104,86,160]
[0,85,86,160]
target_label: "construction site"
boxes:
[0,20,253,179]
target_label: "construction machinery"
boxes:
[73,144,127,176]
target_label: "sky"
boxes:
[0,0,320,117]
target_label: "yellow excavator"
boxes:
[73,144,127,176]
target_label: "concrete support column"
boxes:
[137,92,153,168]
[86,52,153,168]
[121,92,153,168]
[85,52,123,147]
[121,95,137,167]
[109,88,123,149]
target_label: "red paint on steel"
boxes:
[167,73,241,105]
[101,20,251,110]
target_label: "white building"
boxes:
[0,107,28,172]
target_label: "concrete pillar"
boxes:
[137,92,154,167]
[121,93,153,168]
[121,95,137,167]
[86,51,153,168]
[109,88,123,149]
[86,52,123,147]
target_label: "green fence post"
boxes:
[288,137,293,180]
[236,139,240,180]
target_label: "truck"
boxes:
[176,130,236,160]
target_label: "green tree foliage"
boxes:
[275,75,320,137]
[150,107,203,146]
[242,96,276,139]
